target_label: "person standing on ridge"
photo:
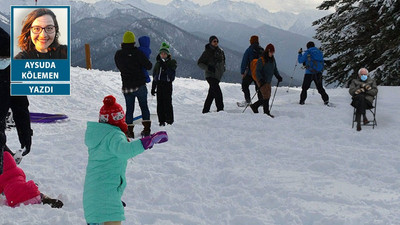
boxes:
[151,42,177,126]
[1,27,32,174]
[114,31,152,138]
[250,43,282,118]
[239,35,264,106]
[297,41,329,105]
[197,35,226,113]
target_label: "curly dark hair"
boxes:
[17,8,60,52]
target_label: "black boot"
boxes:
[363,114,369,125]
[356,113,362,131]
[262,99,274,118]
[250,100,262,113]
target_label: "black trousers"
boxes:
[252,98,270,114]
[203,77,224,113]
[351,93,373,122]
[1,79,30,174]
[156,81,174,124]
[241,75,260,103]
[300,73,329,103]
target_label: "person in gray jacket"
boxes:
[349,68,378,131]
[197,35,226,113]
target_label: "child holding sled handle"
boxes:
[83,95,168,225]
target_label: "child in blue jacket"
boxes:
[138,36,152,83]
[83,95,167,225]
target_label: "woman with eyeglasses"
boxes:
[349,68,378,131]
[197,35,226,113]
[15,8,67,59]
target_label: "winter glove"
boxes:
[277,75,283,83]
[298,48,303,54]
[20,133,32,156]
[207,65,216,73]
[140,131,168,150]
[364,84,371,90]
[354,88,365,95]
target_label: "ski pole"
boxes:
[242,87,261,113]
[269,81,280,112]
[286,60,298,93]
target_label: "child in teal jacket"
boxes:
[83,95,167,225]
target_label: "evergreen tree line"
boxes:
[314,0,400,86]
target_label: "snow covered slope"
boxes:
[1,67,400,224]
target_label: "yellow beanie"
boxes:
[123,31,135,44]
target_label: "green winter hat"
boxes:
[123,31,135,44]
[159,42,170,54]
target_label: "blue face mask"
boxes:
[0,58,11,70]
[360,75,368,81]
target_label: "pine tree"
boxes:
[314,0,400,86]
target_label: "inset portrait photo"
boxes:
[12,7,68,59]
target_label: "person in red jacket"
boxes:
[0,151,63,208]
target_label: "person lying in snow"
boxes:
[0,150,63,208]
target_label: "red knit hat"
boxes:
[99,95,128,133]
[265,43,275,53]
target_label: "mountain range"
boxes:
[0,0,330,85]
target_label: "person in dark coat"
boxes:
[114,31,152,138]
[15,8,67,59]
[197,35,226,113]
[239,35,264,105]
[297,41,329,105]
[0,27,33,175]
[349,68,378,131]
[151,42,177,126]
[250,44,282,117]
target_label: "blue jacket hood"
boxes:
[138,36,150,48]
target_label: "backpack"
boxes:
[306,50,324,73]
[250,57,265,82]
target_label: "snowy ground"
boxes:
[1,67,400,225]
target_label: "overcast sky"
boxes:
[146,0,325,13]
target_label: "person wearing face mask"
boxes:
[151,42,177,126]
[15,8,67,59]
[0,28,33,175]
[349,68,378,131]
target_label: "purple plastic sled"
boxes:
[30,112,68,123]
